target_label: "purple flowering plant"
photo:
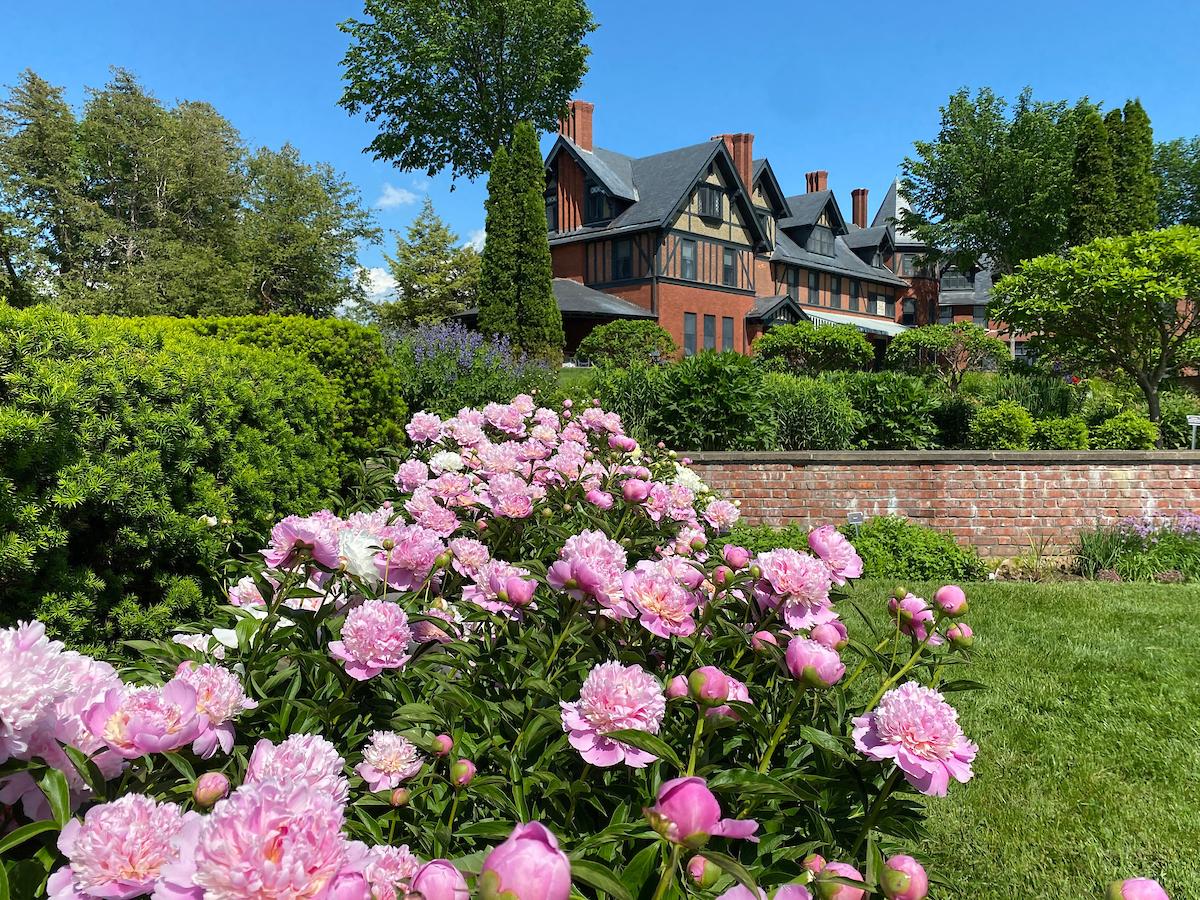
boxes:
[0,394,1163,898]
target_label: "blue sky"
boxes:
[6,0,1199,298]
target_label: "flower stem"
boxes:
[851,766,902,857]
[650,844,681,900]
[685,712,706,775]
[757,685,804,773]
[866,614,945,710]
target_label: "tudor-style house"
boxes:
[544,101,918,358]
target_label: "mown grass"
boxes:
[849,581,1200,898]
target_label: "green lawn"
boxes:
[848,581,1200,898]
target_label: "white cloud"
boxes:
[376,183,420,209]
[465,228,486,251]
[364,266,397,302]
[411,176,431,192]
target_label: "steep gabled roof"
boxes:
[751,158,788,215]
[871,178,924,246]
[546,136,639,202]
[841,224,892,251]
[780,190,849,234]
[772,229,908,287]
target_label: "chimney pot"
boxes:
[805,170,829,193]
[559,100,594,152]
[851,188,869,228]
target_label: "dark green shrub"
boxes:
[576,320,676,367]
[167,315,406,480]
[597,352,775,450]
[1031,416,1091,450]
[752,322,874,374]
[1079,377,1141,426]
[1076,513,1200,581]
[0,306,340,650]
[932,393,977,449]
[968,400,1034,450]
[727,523,812,555]
[884,322,1009,390]
[838,516,989,581]
[827,372,940,450]
[1090,409,1160,449]
[960,372,1082,419]
[1158,390,1200,448]
[762,374,861,450]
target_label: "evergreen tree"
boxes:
[1067,102,1118,245]
[1111,99,1158,233]
[377,197,480,326]
[478,144,519,338]
[507,121,562,358]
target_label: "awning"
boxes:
[805,308,909,338]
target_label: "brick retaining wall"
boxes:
[687,451,1200,557]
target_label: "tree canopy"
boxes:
[990,225,1200,428]
[339,0,595,181]
[1155,136,1200,228]
[0,68,378,316]
[884,322,1010,391]
[751,321,874,374]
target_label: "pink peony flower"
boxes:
[329,600,414,681]
[0,621,73,764]
[246,733,349,804]
[482,473,539,519]
[932,584,968,617]
[1108,879,1170,900]
[163,779,351,899]
[585,488,614,510]
[363,844,421,895]
[406,412,444,443]
[561,661,666,768]
[754,549,836,630]
[645,777,759,847]
[666,675,689,699]
[705,676,751,722]
[785,637,845,688]
[374,525,446,591]
[880,855,929,900]
[47,794,196,899]
[750,630,779,652]
[261,512,341,570]
[703,499,741,532]
[624,564,698,638]
[355,731,423,792]
[462,560,538,619]
[410,860,469,900]
[480,822,571,900]
[172,662,257,758]
[448,537,490,577]
[83,682,207,760]
[852,682,978,796]
[622,478,652,503]
[813,861,866,900]
[807,525,864,585]
[395,458,432,491]
[890,594,943,646]
[547,530,633,619]
[689,666,733,706]
[723,544,752,570]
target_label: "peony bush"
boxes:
[0,396,1165,899]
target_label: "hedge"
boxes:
[0,306,341,649]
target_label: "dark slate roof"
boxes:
[782,190,834,227]
[746,294,804,323]
[938,269,994,307]
[871,179,923,246]
[583,145,638,202]
[551,279,656,318]
[841,224,891,251]
[772,230,908,287]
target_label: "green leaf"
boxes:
[62,746,109,798]
[797,726,848,758]
[700,850,759,895]
[570,857,635,900]
[161,751,197,784]
[0,860,9,900]
[451,850,488,876]
[0,820,58,855]
[603,729,685,771]
[707,769,801,800]
[619,843,662,894]
[37,768,71,826]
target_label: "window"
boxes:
[584,178,611,224]
[545,180,558,232]
[703,314,716,350]
[901,299,917,326]
[612,239,633,281]
[884,298,896,319]
[785,267,798,299]
[940,268,972,290]
[872,250,883,268]
[680,239,697,280]
[683,313,697,356]
[849,279,861,312]
[939,306,953,324]
[722,316,734,351]
[809,225,835,256]
[722,248,737,287]
[808,270,819,305]
[973,307,990,327]
[829,275,842,309]
[698,185,723,219]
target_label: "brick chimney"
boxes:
[805,170,829,193]
[712,133,755,194]
[851,188,869,228]
[559,100,594,152]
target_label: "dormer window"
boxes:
[809,225,835,256]
[584,177,612,225]
[698,185,723,220]
[545,176,558,232]
[940,269,973,290]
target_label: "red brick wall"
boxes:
[687,451,1200,557]
[657,282,756,356]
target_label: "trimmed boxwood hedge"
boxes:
[0,306,342,649]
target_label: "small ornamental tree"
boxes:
[751,322,874,374]
[478,144,518,337]
[885,322,1010,391]
[577,320,677,366]
[991,225,1200,430]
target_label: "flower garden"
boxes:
[0,394,1174,899]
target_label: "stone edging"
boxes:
[684,450,1200,466]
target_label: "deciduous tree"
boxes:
[884,322,1010,391]
[1153,136,1200,228]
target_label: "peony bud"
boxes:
[785,637,845,689]
[803,854,827,875]
[892,586,909,602]
[450,758,476,788]
[479,822,571,900]
[585,489,614,511]
[933,585,968,617]
[714,565,731,585]
[880,855,928,900]
[645,776,758,848]
[946,622,974,650]
[813,862,866,900]
[687,856,721,889]
[666,675,689,700]
[722,544,751,570]
[810,620,849,651]
[433,734,454,756]
[504,576,537,608]
[326,870,372,900]
[390,787,411,807]
[562,398,573,409]
[622,479,652,503]
[688,666,731,705]
[193,772,230,807]
[750,630,778,652]
[1108,878,1170,900]
[411,860,469,900]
